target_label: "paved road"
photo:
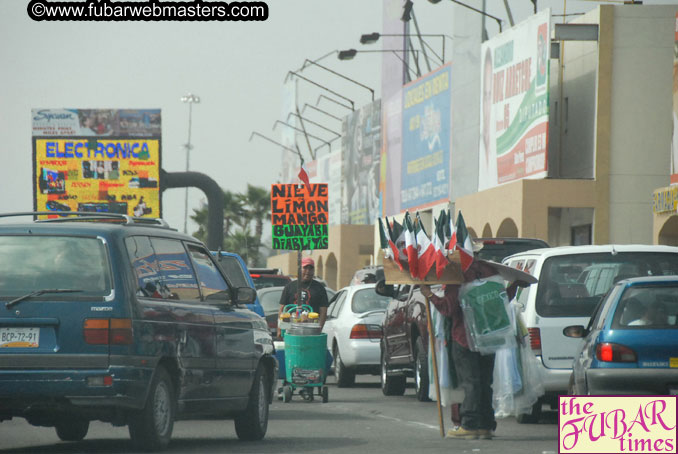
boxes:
[0,375,559,453]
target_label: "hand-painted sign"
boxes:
[271,183,328,250]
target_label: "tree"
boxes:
[190,185,271,267]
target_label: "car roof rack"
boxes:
[0,212,173,229]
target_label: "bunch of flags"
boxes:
[378,210,475,281]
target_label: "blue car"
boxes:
[565,275,678,395]
[211,251,265,317]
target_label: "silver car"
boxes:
[322,284,391,387]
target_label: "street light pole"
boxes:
[181,92,200,234]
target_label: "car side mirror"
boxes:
[375,279,394,297]
[236,287,257,304]
[563,325,587,338]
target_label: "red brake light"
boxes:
[250,274,261,278]
[350,324,382,339]
[595,342,637,363]
[84,319,133,345]
[528,328,542,353]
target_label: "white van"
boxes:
[503,244,678,423]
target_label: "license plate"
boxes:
[0,327,40,348]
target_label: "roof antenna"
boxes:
[611,245,617,256]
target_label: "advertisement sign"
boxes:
[671,13,678,184]
[341,101,381,225]
[32,109,161,218]
[400,64,451,211]
[479,9,550,191]
[271,183,328,250]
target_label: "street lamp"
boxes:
[359,32,453,64]
[299,59,375,101]
[427,0,503,35]
[338,49,421,79]
[180,92,200,234]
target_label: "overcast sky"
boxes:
[1,0,675,233]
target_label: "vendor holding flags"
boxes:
[380,210,527,440]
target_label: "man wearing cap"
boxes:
[277,257,329,338]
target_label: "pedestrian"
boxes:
[277,257,329,338]
[420,260,525,440]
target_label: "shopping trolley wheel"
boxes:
[321,386,329,403]
[283,386,292,403]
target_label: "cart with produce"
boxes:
[279,303,329,403]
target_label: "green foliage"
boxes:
[190,185,271,267]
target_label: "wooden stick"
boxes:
[424,294,445,438]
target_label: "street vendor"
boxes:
[420,260,526,440]
[277,257,329,337]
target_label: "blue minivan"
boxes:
[0,213,277,451]
[211,251,265,317]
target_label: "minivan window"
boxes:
[0,235,111,295]
[536,252,678,317]
[150,238,200,300]
[187,245,230,301]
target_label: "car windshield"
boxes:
[351,288,390,313]
[536,252,678,317]
[612,285,678,329]
[258,288,283,313]
[0,235,112,296]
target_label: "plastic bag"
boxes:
[427,304,464,406]
[459,275,515,354]
[493,302,545,418]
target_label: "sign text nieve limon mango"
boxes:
[271,184,328,250]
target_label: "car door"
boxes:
[188,244,256,401]
[127,236,217,411]
[385,285,412,366]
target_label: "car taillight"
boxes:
[250,274,261,278]
[350,324,382,339]
[528,328,542,353]
[84,318,133,345]
[595,342,637,363]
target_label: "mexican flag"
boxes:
[432,214,448,279]
[379,217,403,271]
[415,213,435,280]
[403,212,419,280]
[455,211,474,272]
[444,209,457,253]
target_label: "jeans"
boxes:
[452,341,496,431]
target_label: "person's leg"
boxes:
[451,403,461,427]
[451,342,482,431]
[478,353,496,433]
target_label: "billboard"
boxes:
[271,183,328,250]
[479,9,550,191]
[341,100,381,225]
[32,109,161,218]
[400,63,451,211]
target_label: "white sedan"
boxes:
[322,283,391,387]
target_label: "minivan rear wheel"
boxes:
[55,419,89,442]
[129,366,175,451]
[516,400,542,424]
